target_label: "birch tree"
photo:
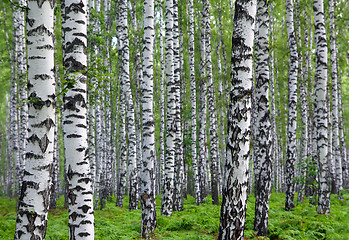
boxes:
[118,0,138,210]
[329,0,342,194]
[285,0,298,211]
[116,0,129,208]
[11,2,20,195]
[218,0,257,238]
[162,0,175,216]
[63,0,95,238]
[173,0,184,211]
[314,0,330,214]
[140,0,157,236]
[198,3,208,202]
[189,0,200,205]
[158,0,165,199]
[254,0,272,235]
[15,0,55,238]
[204,0,219,206]
[16,0,27,192]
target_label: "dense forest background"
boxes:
[0,0,349,239]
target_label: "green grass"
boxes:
[0,191,348,239]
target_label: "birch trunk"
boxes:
[63,0,95,238]
[204,0,219,205]
[189,0,200,205]
[173,0,184,211]
[198,4,207,202]
[218,0,257,238]
[285,0,298,211]
[269,5,278,192]
[15,0,55,238]
[254,0,272,235]
[140,0,157,236]
[116,92,127,208]
[329,0,342,194]
[162,0,175,216]
[11,5,20,195]
[119,0,138,210]
[314,0,330,214]
[158,0,165,199]
[339,74,348,189]
[17,0,28,192]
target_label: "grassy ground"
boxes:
[0,191,348,239]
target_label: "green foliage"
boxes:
[1,192,349,239]
[295,156,318,193]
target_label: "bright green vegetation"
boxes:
[1,191,348,239]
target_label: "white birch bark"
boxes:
[119,0,138,210]
[327,92,335,193]
[92,0,102,211]
[115,0,127,209]
[189,0,200,206]
[285,0,298,211]
[329,0,342,194]
[158,0,165,199]
[172,0,183,211]
[5,93,12,197]
[314,0,330,214]
[16,0,28,191]
[254,0,272,235]
[269,5,278,193]
[217,4,227,195]
[297,7,309,202]
[198,4,207,202]
[94,92,102,210]
[162,0,175,216]
[339,74,348,189]
[10,66,19,197]
[15,0,55,238]
[204,0,219,206]
[218,0,257,238]
[116,90,127,208]
[63,0,94,238]
[11,3,21,195]
[216,41,223,195]
[104,0,113,203]
[140,0,157,236]
[129,0,143,198]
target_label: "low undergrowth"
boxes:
[0,191,348,239]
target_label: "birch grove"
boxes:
[0,0,346,238]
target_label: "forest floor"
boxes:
[0,191,348,239]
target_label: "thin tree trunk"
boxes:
[16,0,27,193]
[269,4,278,193]
[329,0,342,195]
[158,0,165,199]
[119,0,138,210]
[173,0,184,212]
[218,0,257,238]
[285,0,298,211]
[314,0,330,214]
[63,0,95,238]
[254,0,272,236]
[116,92,127,208]
[339,73,348,189]
[162,0,175,216]
[198,3,207,202]
[189,0,200,205]
[140,0,157,236]
[15,0,55,238]
[204,0,219,206]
